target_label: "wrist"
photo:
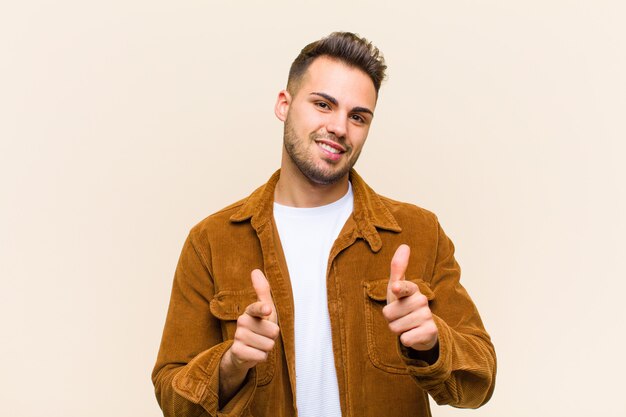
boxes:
[218,347,251,407]
[221,346,251,376]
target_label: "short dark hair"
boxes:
[287,32,387,95]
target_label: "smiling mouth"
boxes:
[315,138,346,152]
[315,140,346,163]
[318,142,342,154]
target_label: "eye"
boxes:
[350,114,366,124]
[315,101,331,110]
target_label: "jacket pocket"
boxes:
[209,290,276,386]
[362,278,435,374]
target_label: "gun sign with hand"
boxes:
[219,269,280,403]
[383,244,439,352]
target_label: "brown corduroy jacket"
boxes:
[152,169,496,417]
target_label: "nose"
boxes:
[326,112,347,139]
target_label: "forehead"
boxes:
[297,56,377,109]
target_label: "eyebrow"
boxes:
[310,92,374,117]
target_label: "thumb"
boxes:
[388,244,410,303]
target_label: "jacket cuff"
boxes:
[398,314,452,387]
[172,340,258,417]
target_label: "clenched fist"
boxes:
[382,244,438,352]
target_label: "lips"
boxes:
[319,142,341,154]
[315,139,346,153]
[316,140,346,161]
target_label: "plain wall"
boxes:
[1,1,625,416]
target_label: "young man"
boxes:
[152,32,496,417]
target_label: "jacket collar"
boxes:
[229,169,401,252]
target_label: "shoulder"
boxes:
[188,196,250,239]
[378,194,438,224]
[178,195,256,272]
[377,193,440,233]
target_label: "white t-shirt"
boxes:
[273,183,353,417]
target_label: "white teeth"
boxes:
[319,143,340,154]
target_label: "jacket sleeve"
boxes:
[152,234,257,417]
[399,220,497,408]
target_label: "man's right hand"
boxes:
[219,269,280,404]
[228,269,280,370]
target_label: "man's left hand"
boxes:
[383,244,439,351]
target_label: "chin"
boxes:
[302,166,350,185]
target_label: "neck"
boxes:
[275,153,350,208]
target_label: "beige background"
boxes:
[1,1,625,416]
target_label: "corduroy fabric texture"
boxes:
[152,169,496,417]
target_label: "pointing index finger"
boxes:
[389,244,410,283]
[251,269,273,304]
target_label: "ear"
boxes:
[274,90,291,122]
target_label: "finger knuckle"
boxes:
[233,327,244,340]
[230,343,243,357]
[423,311,433,322]
[389,323,402,335]
[269,325,280,339]
[381,305,393,322]
[237,315,248,327]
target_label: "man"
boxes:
[152,32,496,417]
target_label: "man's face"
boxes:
[276,56,378,185]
